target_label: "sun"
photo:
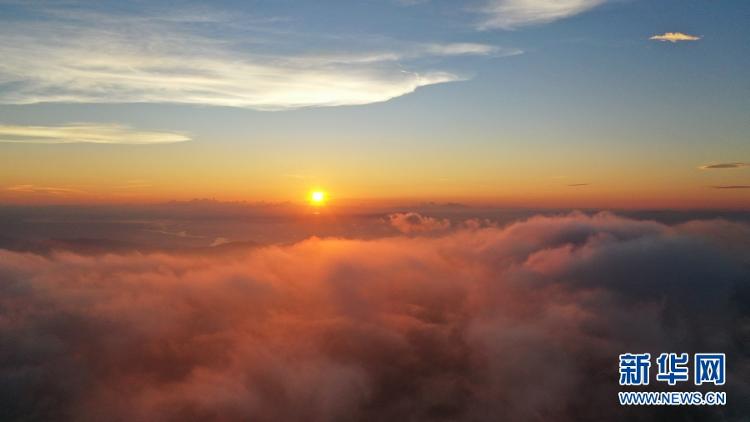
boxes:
[309,190,327,206]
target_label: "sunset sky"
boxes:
[0,0,748,208]
[2,2,750,421]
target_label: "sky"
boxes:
[0,0,748,208]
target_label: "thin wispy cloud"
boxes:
[650,32,701,43]
[0,7,506,110]
[291,43,517,66]
[115,180,154,190]
[567,183,590,187]
[426,42,516,56]
[0,124,190,144]
[711,185,750,190]
[6,184,85,195]
[394,0,431,5]
[699,162,748,170]
[477,0,606,30]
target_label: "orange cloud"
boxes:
[649,32,701,43]
[5,184,86,195]
[0,213,747,420]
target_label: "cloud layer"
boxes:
[478,0,606,30]
[700,162,748,170]
[711,185,750,190]
[0,8,505,110]
[5,184,86,195]
[0,124,189,144]
[650,32,702,43]
[387,212,451,233]
[0,212,747,421]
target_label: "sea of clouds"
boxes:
[1,212,748,421]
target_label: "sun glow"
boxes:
[309,190,327,206]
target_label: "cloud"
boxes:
[0,7,503,110]
[477,0,606,30]
[711,185,750,189]
[394,0,431,5]
[0,123,190,144]
[700,162,748,170]
[291,43,517,66]
[210,237,231,247]
[425,42,516,56]
[567,183,590,187]
[5,184,86,195]
[387,212,451,233]
[116,180,154,189]
[0,212,747,420]
[144,228,204,239]
[649,32,702,43]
